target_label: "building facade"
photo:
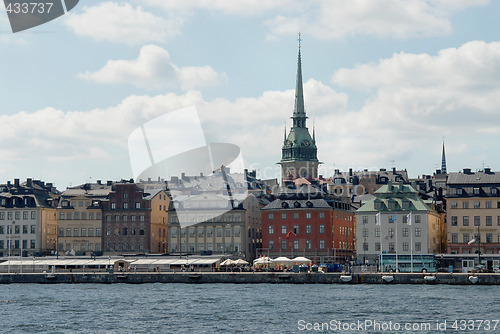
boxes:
[262,188,355,262]
[167,193,262,261]
[446,169,500,257]
[0,179,59,256]
[356,182,442,266]
[102,182,169,254]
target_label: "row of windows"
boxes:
[0,239,36,249]
[268,212,325,220]
[58,228,101,237]
[172,227,241,238]
[361,215,422,224]
[177,213,242,224]
[450,201,500,209]
[450,233,500,243]
[58,243,101,252]
[110,202,142,209]
[362,227,422,238]
[268,224,325,235]
[105,227,145,236]
[362,242,422,252]
[0,211,36,220]
[105,241,145,251]
[450,216,500,226]
[0,224,36,235]
[455,187,498,196]
[170,242,241,253]
[106,214,145,222]
[59,212,102,220]
[268,239,326,250]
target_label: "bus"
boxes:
[379,254,437,273]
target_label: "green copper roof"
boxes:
[357,183,431,212]
[280,35,318,163]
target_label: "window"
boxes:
[293,212,299,220]
[474,201,480,209]
[305,212,311,219]
[306,225,312,234]
[306,240,312,250]
[66,228,72,237]
[31,211,36,219]
[462,201,469,209]
[81,212,87,220]
[0,212,4,220]
[140,215,145,222]
[293,225,299,235]
[474,216,480,226]
[122,228,128,236]
[131,215,136,222]
[139,228,145,236]
[362,216,368,224]
[207,227,212,237]
[30,240,35,249]
[486,233,492,243]
[234,227,240,237]
[375,228,380,237]
[74,228,79,237]
[389,242,395,252]
[415,228,421,237]
[123,202,128,209]
[451,216,457,226]
[463,233,469,244]
[319,225,325,234]
[59,212,65,220]
[268,225,274,235]
[498,216,500,226]
[402,242,409,251]
[135,202,141,209]
[293,240,299,250]
[402,228,408,237]
[473,188,480,195]
[362,228,368,237]
[451,201,457,209]
[189,228,195,237]
[457,188,463,195]
[375,242,380,252]
[463,216,469,226]
[281,213,287,220]
[81,228,87,237]
[8,212,12,220]
[14,225,20,234]
[111,203,116,209]
[319,212,325,219]
[388,228,394,237]
[486,201,492,209]
[225,228,231,237]
[415,215,421,224]
[486,216,492,226]
[492,188,498,195]
[281,240,287,250]
[281,225,287,234]
[96,228,101,237]
[216,227,222,237]
[268,213,274,220]
[269,240,274,250]
[415,242,421,251]
[0,226,3,234]
[22,225,28,234]
[89,228,94,237]
[30,225,35,234]
[23,211,28,219]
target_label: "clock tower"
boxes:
[279,34,320,182]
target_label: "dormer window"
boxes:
[492,188,498,195]
[473,188,480,195]
[457,188,463,195]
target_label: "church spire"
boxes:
[292,32,307,126]
[441,139,447,174]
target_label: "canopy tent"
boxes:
[233,259,249,265]
[220,259,235,266]
[290,257,312,265]
[253,257,272,268]
[272,256,291,269]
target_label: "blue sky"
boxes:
[1,0,500,189]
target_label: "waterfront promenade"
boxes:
[1,272,500,285]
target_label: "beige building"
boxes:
[446,169,500,256]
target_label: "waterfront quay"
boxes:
[1,272,500,285]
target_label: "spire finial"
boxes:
[298,32,302,49]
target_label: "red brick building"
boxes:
[262,190,356,263]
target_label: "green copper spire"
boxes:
[292,33,307,127]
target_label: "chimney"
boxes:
[7,181,11,187]
[463,168,472,175]
[26,178,32,188]
[148,178,152,182]
[97,180,102,185]
[392,167,396,173]
[387,181,393,191]
[107,180,112,186]
[200,172,204,177]
[14,179,20,187]
[484,168,492,174]
[349,168,353,176]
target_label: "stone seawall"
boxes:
[0,272,500,284]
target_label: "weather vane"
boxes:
[298,32,302,48]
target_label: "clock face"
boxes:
[286,140,291,146]
[304,140,310,146]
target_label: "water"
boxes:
[0,284,499,333]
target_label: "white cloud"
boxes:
[138,0,290,15]
[265,0,489,40]
[78,44,222,90]
[64,2,183,45]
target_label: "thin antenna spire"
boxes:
[298,32,302,49]
[441,138,447,174]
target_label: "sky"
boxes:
[1,0,500,190]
